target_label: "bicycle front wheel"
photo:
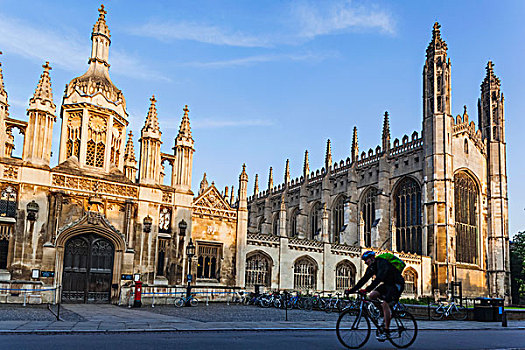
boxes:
[452,305,467,320]
[174,298,185,308]
[336,309,371,349]
[388,311,418,348]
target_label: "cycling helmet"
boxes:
[361,251,375,260]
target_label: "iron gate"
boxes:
[62,234,114,303]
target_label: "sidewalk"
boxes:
[0,304,523,334]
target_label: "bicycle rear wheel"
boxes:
[430,303,444,320]
[190,297,198,307]
[388,311,418,348]
[336,309,371,349]
[174,298,185,308]
[452,305,467,320]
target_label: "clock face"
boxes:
[90,115,107,133]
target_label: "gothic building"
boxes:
[245,23,510,299]
[0,6,248,303]
[0,7,510,304]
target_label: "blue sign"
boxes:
[41,271,54,278]
[187,274,192,282]
[121,274,133,280]
[499,306,503,315]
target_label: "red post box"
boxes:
[133,281,142,308]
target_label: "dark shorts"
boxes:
[375,283,404,303]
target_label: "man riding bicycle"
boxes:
[347,251,405,341]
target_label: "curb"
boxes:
[0,327,524,334]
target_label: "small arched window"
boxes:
[245,252,272,287]
[0,186,17,218]
[290,209,299,238]
[294,257,317,290]
[272,214,279,236]
[403,269,417,295]
[335,261,356,290]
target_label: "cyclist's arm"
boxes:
[348,266,374,293]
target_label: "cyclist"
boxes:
[347,251,405,341]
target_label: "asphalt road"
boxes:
[0,330,523,350]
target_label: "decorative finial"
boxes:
[351,126,359,162]
[150,95,156,104]
[325,139,332,169]
[303,150,310,177]
[268,167,274,190]
[254,174,259,195]
[239,163,248,182]
[98,4,107,17]
[43,61,51,71]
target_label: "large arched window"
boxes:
[335,261,356,290]
[403,269,417,295]
[393,178,422,254]
[294,257,317,290]
[245,252,272,287]
[310,202,322,240]
[455,172,479,264]
[272,214,279,236]
[290,208,299,238]
[361,188,377,247]
[332,196,345,243]
[0,186,17,218]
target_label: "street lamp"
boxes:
[185,237,196,306]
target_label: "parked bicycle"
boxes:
[430,300,467,320]
[174,293,198,307]
[336,292,418,348]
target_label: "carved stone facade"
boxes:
[0,6,248,303]
[246,23,510,300]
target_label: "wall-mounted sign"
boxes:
[31,269,40,279]
[41,271,55,278]
[121,274,133,280]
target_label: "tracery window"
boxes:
[294,257,317,290]
[196,242,221,280]
[66,112,82,159]
[394,178,422,254]
[361,188,377,248]
[0,186,17,218]
[332,196,345,243]
[86,113,107,168]
[245,253,271,287]
[290,209,299,238]
[455,172,478,264]
[159,207,172,234]
[310,202,322,240]
[335,261,355,290]
[403,269,417,295]
[110,123,123,167]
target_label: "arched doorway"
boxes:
[62,234,114,303]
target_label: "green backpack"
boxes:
[376,253,406,273]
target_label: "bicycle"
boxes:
[430,300,467,320]
[336,292,418,348]
[174,293,198,307]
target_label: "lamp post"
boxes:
[185,236,195,306]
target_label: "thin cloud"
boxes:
[0,15,169,82]
[292,0,396,38]
[131,21,271,48]
[184,52,335,68]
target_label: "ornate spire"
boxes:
[199,173,209,194]
[351,126,359,163]
[325,139,332,169]
[0,51,6,100]
[382,111,390,152]
[230,185,235,205]
[29,62,55,107]
[426,22,447,58]
[268,167,274,190]
[303,150,310,177]
[178,105,192,139]
[89,4,111,67]
[254,174,259,195]
[142,95,160,135]
[239,163,248,182]
[124,131,136,163]
[284,159,290,184]
[483,61,501,89]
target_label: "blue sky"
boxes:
[1,0,524,237]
